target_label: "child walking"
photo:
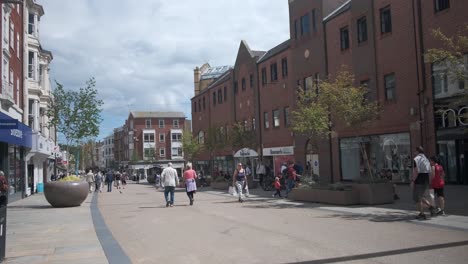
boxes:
[272,177,282,198]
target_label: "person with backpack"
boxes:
[412,146,436,220]
[430,156,446,216]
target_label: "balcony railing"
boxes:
[0,80,14,106]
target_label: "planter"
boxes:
[289,187,359,205]
[44,181,89,208]
[352,182,394,205]
[211,181,230,190]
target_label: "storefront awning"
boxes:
[0,112,32,148]
[234,148,258,158]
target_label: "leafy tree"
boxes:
[182,130,202,162]
[291,70,380,181]
[47,78,103,173]
[228,122,258,150]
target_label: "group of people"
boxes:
[412,146,446,220]
[85,170,128,193]
[158,162,198,207]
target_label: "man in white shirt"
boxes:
[412,146,435,220]
[161,162,179,207]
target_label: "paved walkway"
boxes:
[5,193,108,264]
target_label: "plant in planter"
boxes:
[45,78,103,207]
[211,177,230,190]
[44,176,89,207]
[289,182,359,205]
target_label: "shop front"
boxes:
[233,148,257,180]
[339,132,412,183]
[435,106,467,184]
[262,146,295,178]
[0,112,33,203]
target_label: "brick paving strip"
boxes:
[5,193,109,264]
[91,193,131,264]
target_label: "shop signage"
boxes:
[234,148,258,158]
[263,146,294,156]
[0,119,18,129]
[441,107,467,128]
[0,112,32,148]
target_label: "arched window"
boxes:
[198,131,205,144]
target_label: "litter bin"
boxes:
[37,182,44,193]
[0,195,7,262]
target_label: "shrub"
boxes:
[59,175,82,182]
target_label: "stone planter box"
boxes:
[289,187,359,205]
[351,182,394,205]
[211,181,230,190]
[44,181,89,208]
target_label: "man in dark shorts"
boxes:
[412,146,436,220]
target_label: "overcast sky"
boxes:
[40,0,290,140]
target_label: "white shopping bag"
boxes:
[228,186,237,196]
[427,189,436,207]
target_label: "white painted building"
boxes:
[23,0,55,194]
[103,134,114,169]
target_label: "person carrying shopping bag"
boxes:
[232,163,247,203]
[183,163,198,205]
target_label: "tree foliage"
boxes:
[291,70,379,141]
[47,78,103,172]
[182,129,202,162]
[228,122,258,150]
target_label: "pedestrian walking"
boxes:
[183,163,198,205]
[161,162,179,207]
[105,170,114,192]
[95,171,103,193]
[115,171,122,189]
[285,161,297,198]
[86,170,95,193]
[232,163,248,203]
[430,156,446,216]
[412,146,436,220]
[272,177,282,198]
[122,172,127,189]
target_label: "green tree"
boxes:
[228,122,258,150]
[291,70,380,180]
[182,130,203,162]
[47,78,103,173]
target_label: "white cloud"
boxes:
[39,0,289,139]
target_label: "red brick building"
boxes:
[190,0,467,184]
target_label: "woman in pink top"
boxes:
[183,162,198,205]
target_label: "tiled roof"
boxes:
[130,112,186,118]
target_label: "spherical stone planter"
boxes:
[44,181,89,207]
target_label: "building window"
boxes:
[172,147,183,157]
[198,131,204,144]
[357,16,368,43]
[284,107,290,127]
[203,97,206,110]
[193,101,197,112]
[224,86,227,101]
[311,9,317,32]
[380,6,392,34]
[218,89,222,103]
[300,14,310,36]
[173,119,179,128]
[264,112,269,129]
[172,133,182,142]
[281,58,288,78]
[270,63,278,81]
[250,74,254,88]
[145,119,151,128]
[213,91,216,106]
[360,80,371,101]
[294,19,299,40]
[159,133,165,142]
[384,73,396,101]
[234,81,238,94]
[435,0,450,12]
[159,148,165,157]
[9,23,14,49]
[304,76,314,92]
[261,68,267,86]
[273,109,280,127]
[252,118,256,131]
[241,78,246,91]
[16,33,19,58]
[159,119,165,128]
[28,13,35,35]
[144,133,155,143]
[28,51,35,79]
[144,148,154,160]
[340,26,350,50]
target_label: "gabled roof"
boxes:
[240,40,266,59]
[257,39,290,63]
[130,112,186,119]
[323,0,351,23]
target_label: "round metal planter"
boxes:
[44,181,89,207]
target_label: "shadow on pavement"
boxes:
[289,240,468,264]
[7,204,53,210]
[318,212,416,223]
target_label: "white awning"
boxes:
[234,148,258,158]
